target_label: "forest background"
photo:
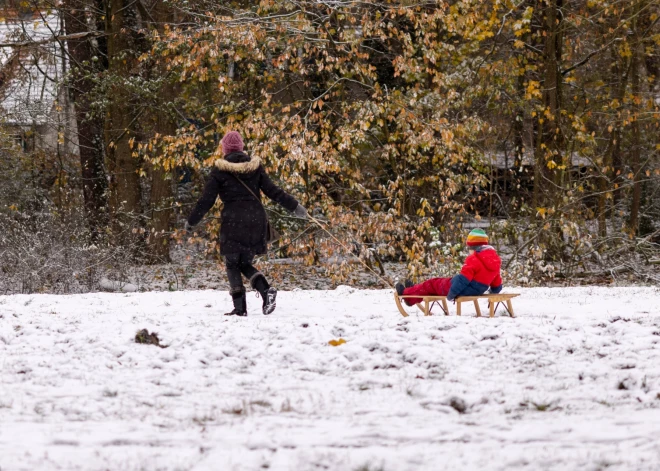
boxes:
[1,0,659,294]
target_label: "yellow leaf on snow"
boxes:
[328,338,346,346]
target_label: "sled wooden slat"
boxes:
[394,293,520,318]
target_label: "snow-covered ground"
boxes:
[1,287,660,471]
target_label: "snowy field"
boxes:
[2,287,660,471]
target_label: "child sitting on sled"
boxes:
[396,229,502,305]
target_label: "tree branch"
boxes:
[0,31,104,49]
[561,38,623,76]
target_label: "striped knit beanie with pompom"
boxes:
[466,228,489,247]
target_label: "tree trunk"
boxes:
[598,49,629,238]
[628,12,643,235]
[145,89,176,263]
[513,71,526,171]
[105,0,143,247]
[63,0,108,239]
[512,69,526,202]
[146,163,173,262]
[143,1,179,262]
[533,0,563,208]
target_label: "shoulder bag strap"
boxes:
[230,173,265,210]
[229,173,279,244]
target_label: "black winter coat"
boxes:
[187,152,299,256]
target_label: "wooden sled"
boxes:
[394,292,520,318]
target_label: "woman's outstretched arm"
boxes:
[258,168,299,212]
[188,170,222,226]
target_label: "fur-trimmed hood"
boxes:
[214,152,261,174]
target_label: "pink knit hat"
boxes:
[221,131,244,155]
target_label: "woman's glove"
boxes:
[293,205,309,219]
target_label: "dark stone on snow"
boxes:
[135,329,167,348]
[449,396,468,414]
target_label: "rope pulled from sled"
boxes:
[305,214,394,290]
[196,210,395,289]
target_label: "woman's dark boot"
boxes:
[250,273,277,315]
[225,288,247,316]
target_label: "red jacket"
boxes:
[447,246,502,300]
[462,247,502,287]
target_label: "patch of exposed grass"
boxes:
[532,402,552,412]
[521,400,559,412]
[250,400,272,409]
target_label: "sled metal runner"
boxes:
[394,293,520,318]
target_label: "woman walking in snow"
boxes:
[186,131,308,316]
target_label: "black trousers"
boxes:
[225,253,259,293]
